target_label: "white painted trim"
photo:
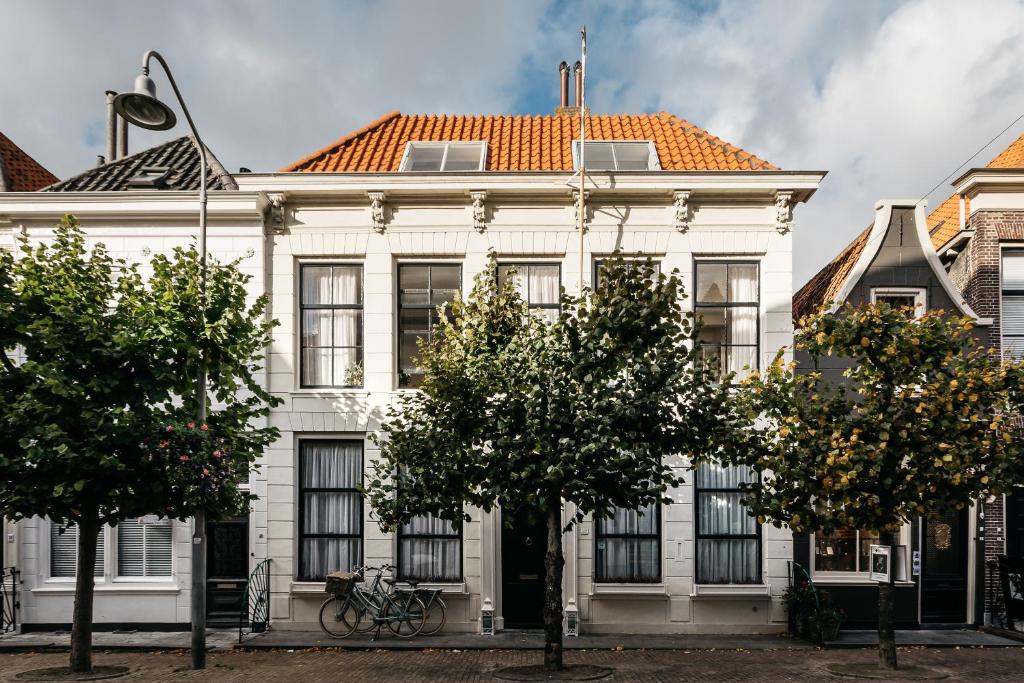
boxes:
[828,200,991,325]
[691,584,771,598]
[591,583,667,596]
[871,286,927,318]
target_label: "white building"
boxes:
[0,96,825,634]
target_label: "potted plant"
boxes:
[810,606,846,643]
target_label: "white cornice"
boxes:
[0,191,264,221]
[234,170,827,202]
[952,168,1024,195]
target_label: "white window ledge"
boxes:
[812,576,916,588]
[591,583,666,596]
[33,584,179,596]
[289,389,371,398]
[290,580,468,595]
[692,584,771,599]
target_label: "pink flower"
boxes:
[212,450,222,459]
[159,440,169,449]
[202,467,209,476]
[165,425,174,433]
[200,424,209,432]
[180,455,190,462]
[186,421,195,429]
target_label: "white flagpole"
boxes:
[578,26,587,294]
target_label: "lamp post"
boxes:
[113,50,210,670]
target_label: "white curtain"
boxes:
[300,441,363,580]
[727,264,758,375]
[595,503,659,582]
[696,464,759,584]
[400,514,461,582]
[301,266,332,305]
[332,266,361,305]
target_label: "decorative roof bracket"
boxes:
[674,190,692,233]
[775,191,794,235]
[573,190,590,232]
[368,191,387,233]
[470,190,488,233]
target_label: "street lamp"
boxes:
[115,50,210,670]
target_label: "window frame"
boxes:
[46,518,175,584]
[115,517,175,581]
[571,140,661,171]
[1001,248,1024,360]
[399,141,488,172]
[496,262,562,318]
[298,262,365,389]
[694,463,762,585]
[811,524,912,582]
[692,259,761,379]
[870,287,926,318]
[593,504,662,584]
[396,515,464,583]
[593,257,662,290]
[296,438,365,582]
[396,262,462,388]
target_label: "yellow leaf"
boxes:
[861,337,871,348]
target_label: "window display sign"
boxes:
[869,544,891,582]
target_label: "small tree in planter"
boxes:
[730,303,1024,672]
[365,256,737,676]
[0,219,278,674]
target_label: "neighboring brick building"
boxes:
[939,139,1024,626]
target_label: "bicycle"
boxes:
[395,585,447,635]
[318,564,426,639]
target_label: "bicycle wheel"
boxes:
[419,594,447,636]
[318,596,362,638]
[385,594,426,638]
[355,590,381,633]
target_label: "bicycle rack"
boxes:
[238,558,271,643]
[1,567,19,634]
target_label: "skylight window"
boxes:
[572,141,661,171]
[400,142,487,172]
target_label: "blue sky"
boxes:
[4,0,1024,284]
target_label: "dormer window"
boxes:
[400,142,487,172]
[572,141,660,171]
[126,166,172,190]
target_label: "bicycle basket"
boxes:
[325,571,356,596]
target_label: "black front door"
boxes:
[920,509,968,623]
[206,517,249,626]
[501,507,547,629]
[1007,491,1024,559]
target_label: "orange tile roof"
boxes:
[795,131,1024,320]
[0,132,57,191]
[281,111,777,173]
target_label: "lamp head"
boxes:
[113,73,177,131]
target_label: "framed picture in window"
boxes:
[869,544,891,583]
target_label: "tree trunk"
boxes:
[70,512,99,673]
[877,532,898,670]
[543,497,565,672]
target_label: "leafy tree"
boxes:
[730,303,1024,671]
[365,255,736,673]
[0,218,278,673]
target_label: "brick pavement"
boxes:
[1,647,1023,682]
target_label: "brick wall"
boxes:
[951,208,1024,619]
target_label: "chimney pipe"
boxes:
[96,155,106,167]
[574,61,582,107]
[105,90,117,164]
[559,61,569,108]
[117,114,128,160]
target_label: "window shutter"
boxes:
[50,523,104,578]
[118,518,173,577]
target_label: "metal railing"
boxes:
[238,559,271,643]
[1,567,19,634]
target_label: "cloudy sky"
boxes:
[4,0,1024,283]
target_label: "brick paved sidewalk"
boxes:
[1,647,1023,682]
